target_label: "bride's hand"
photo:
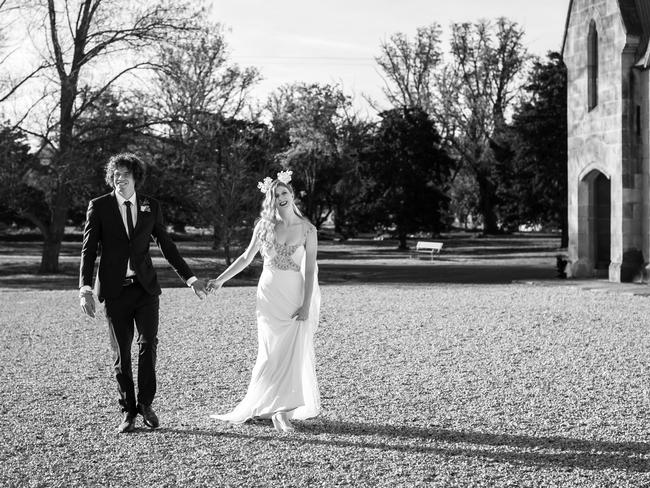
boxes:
[206,279,223,294]
[292,304,309,321]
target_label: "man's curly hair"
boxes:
[104,153,146,189]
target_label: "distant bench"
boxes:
[411,241,443,260]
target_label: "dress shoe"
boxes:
[138,404,159,428]
[117,412,137,433]
[271,412,294,433]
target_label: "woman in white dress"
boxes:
[207,170,320,432]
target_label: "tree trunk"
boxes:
[476,173,499,234]
[223,242,232,266]
[220,222,232,266]
[333,205,349,240]
[39,69,76,274]
[40,232,62,274]
[397,230,408,250]
[39,187,68,274]
[560,202,568,248]
[212,220,222,250]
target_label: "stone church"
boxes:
[563,0,650,281]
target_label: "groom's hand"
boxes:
[191,278,208,300]
[80,293,96,318]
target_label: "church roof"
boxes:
[562,0,650,67]
[619,0,645,38]
[628,0,650,68]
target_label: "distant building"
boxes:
[33,137,56,165]
[563,0,650,281]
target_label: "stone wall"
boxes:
[640,68,650,279]
[564,0,645,281]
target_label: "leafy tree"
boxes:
[0,125,46,229]
[375,18,529,234]
[271,82,352,228]
[449,168,480,229]
[328,115,376,238]
[191,116,273,264]
[150,19,260,231]
[440,18,529,234]
[365,107,452,249]
[497,52,568,244]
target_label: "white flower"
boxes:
[257,177,273,194]
[257,170,292,193]
[277,170,293,184]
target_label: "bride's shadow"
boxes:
[158,419,650,472]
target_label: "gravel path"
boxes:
[1,283,649,487]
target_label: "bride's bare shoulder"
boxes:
[300,219,317,236]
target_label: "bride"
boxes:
[207,170,320,432]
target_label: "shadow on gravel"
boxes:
[317,263,559,285]
[156,422,650,472]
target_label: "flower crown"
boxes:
[257,170,293,194]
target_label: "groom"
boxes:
[79,152,207,433]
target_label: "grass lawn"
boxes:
[1,233,649,486]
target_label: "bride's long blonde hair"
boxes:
[256,180,305,244]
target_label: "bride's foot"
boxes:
[272,412,294,433]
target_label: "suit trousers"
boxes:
[104,282,159,413]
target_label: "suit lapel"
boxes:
[133,194,148,237]
[110,191,129,241]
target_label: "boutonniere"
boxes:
[140,199,151,213]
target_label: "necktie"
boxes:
[124,201,135,239]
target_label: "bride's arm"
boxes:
[296,225,317,320]
[207,227,261,291]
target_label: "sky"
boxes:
[210,0,571,114]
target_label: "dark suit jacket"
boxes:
[79,191,193,302]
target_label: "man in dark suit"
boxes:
[79,153,207,433]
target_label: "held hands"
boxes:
[292,304,309,322]
[191,278,209,300]
[206,278,224,294]
[188,277,222,299]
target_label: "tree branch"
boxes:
[47,0,68,82]
[71,61,161,121]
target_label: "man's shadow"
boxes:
[156,419,650,472]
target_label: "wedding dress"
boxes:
[211,223,320,423]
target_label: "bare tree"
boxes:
[375,24,443,111]
[0,0,9,61]
[5,0,199,273]
[153,22,260,136]
[0,0,49,105]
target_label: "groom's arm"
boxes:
[79,199,101,289]
[150,199,206,297]
[79,200,100,317]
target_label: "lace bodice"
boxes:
[260,223,314,272]
[266,240,303,271]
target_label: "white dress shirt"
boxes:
[115,192,137,277]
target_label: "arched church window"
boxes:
[588,20,598,110]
